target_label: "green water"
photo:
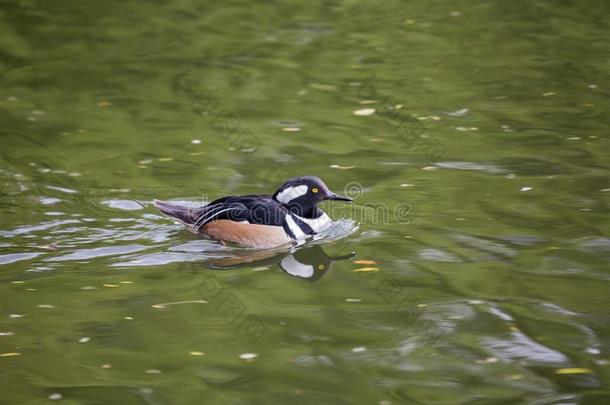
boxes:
[1,0,609,403]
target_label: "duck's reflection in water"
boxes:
[203,245,355,281]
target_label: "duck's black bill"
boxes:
[326,192,353,202]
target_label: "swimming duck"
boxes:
[154,176,352,248]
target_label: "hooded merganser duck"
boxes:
[154,176,352,248]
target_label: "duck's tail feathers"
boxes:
[153,200,199,226]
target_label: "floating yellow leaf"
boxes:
[354,267,380,272]
[158,157,173,162]
[353,260,378,265]
[359,100,379,105]
[281,127,301,132]
[119,281,133,284]
[189,351,205,356]
[0,352,21,357]
[103,284,119,288]
[329,164,356,170]
[555,368,592,375]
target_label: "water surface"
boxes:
[1,1,609,403]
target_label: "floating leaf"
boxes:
[239,353,258,360]
[353,108,375,116]
[189,351,205,356]
[152,300,208,309]
[0,352,21,357]
[330,164,355,170]
[475,357,498,364]
[354,267,380,272]
[555,368,592,374]
[309,83,337,92]
[353,260,378,265]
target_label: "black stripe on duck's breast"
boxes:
[202,220,292,248]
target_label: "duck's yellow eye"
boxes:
[312,187,319,193]
[318,265,325,270]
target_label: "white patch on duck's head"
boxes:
[275,185,308,204]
